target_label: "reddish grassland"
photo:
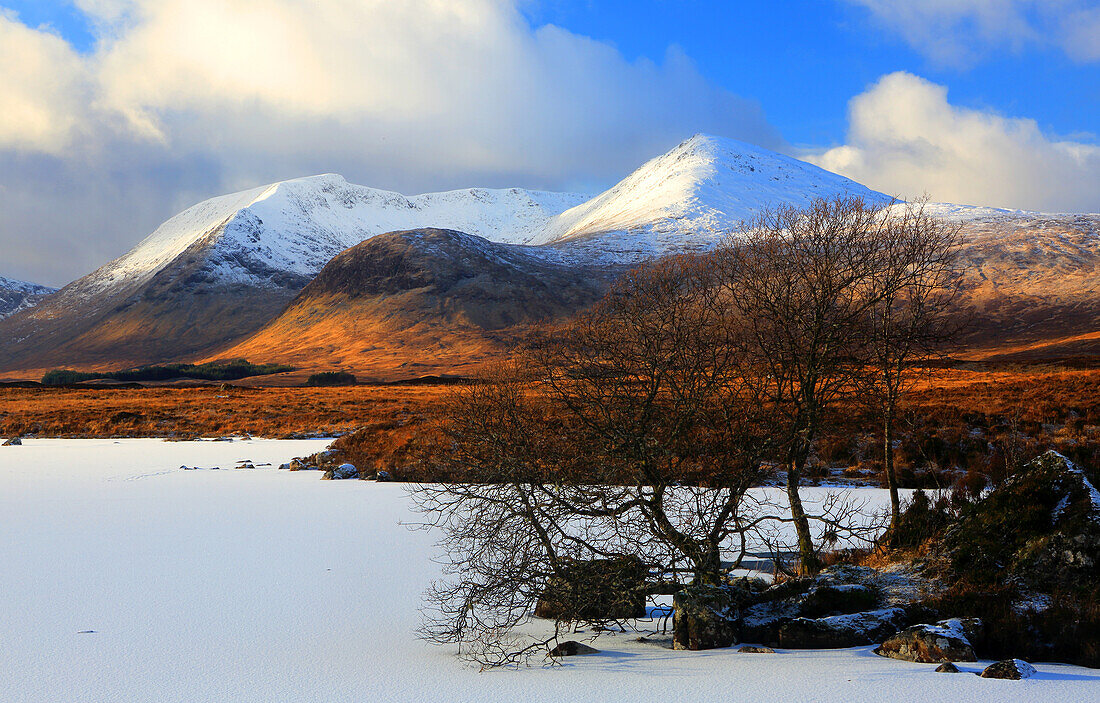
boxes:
[0,384,447,439]
[3,363,1099,482]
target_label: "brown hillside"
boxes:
[207,228,614,379]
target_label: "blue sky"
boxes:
[527,0,1099,147]
[0,0,1097,285]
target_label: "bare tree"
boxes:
[855,199,962,532]
[409,255,777,666]
[714,196,896,574]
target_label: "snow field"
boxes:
[1,439,1096,703]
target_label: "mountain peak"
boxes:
[531,133,887,255]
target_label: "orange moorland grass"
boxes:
[3,364,1100,470]
[0,384,451,439]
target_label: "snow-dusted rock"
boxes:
[935,662,961,673]
[980,659,1037,680]
[673,584,742,651]
[736,645,776,654]
[548,641,599,657]
[321,463,358,480]
[2,437,21,446]
[536,557,648,623]
[875,618,981,663]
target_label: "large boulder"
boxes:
[875,618,981,663]
[748,607,913,649]
[534,557,647,622]
[673,584,741,650]
[940,451,1100,593]
[980,659,1037,680]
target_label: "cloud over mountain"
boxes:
[808,72,1100,212]
[0,0,778,286]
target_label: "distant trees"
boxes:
[411,195,962,664]
[305,371,358,386]
[40,359,293,385]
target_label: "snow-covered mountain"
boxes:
[0,134,888,373]
[75,177,589,298]
[0,276,56,320]
[4,132,1094,376]
[535,134,887,260]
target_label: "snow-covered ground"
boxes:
[1,439,1095,703]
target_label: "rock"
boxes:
[288,459,304,471]
[535,556,647,623]
[980,659,1037,679]
[736,645,776,654]
[2,437,21,445]
[799,583,880,618]
[744,607,914,649]
[278,463,290,470]
[548,641,599,657]
[875,618,980,663]
[935,662,960,673]
[672,584,740,651]
[375,470,391,481]
[940,450,1100,592]
[330,463,358,479]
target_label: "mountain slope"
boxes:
[0,276,56,320]
[213,228,612,379]
[933,205,1100,359]
[3,132,1096,378]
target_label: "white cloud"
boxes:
[0,12,91,152]
[808,72,1100,212]
[0,0,779,285]
[847,0,1100,65]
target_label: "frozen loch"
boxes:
[1,439,1096,702]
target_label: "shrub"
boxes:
[305,371,357,386]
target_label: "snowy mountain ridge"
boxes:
[0,276,57,320]
[536,134,888,251]
[79,176,590,298]
[69,134,893,298]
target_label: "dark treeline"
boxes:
[41,359,293,385]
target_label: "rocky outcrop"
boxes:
[535,557,647,622]
[747,607,913,650]
[980,659,1037,680]
[875,618,981,663]
[672,585,742,650]
[939,451,1100,593]
[670,565,933,651]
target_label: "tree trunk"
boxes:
[884,410,901,533]
[786,459,819,575]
